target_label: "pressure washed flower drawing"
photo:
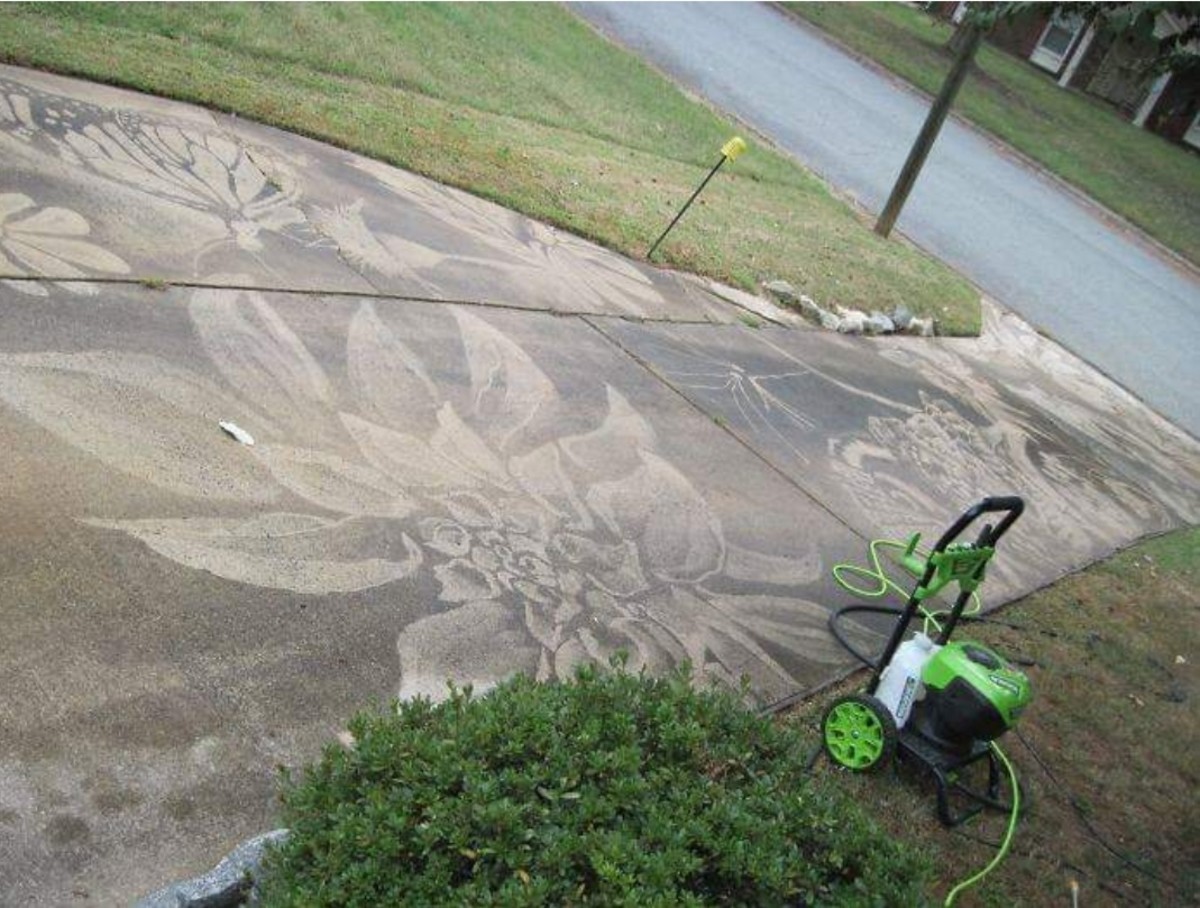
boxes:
[1,77,718,320]
[0,286,842,701]
[826,390,1176,587]
[0,78,311,269]
[315,156,676,316]
[0,192,129,295]
[821,301,1200,579]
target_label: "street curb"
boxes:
[135,830,289,908]
[768,2,1200,282]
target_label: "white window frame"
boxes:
[1030,10,1086,73]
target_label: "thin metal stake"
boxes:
[648,155,727,260]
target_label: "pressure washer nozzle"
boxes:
[900,532,925,576]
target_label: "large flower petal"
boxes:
[559,385,656,484]
[453,308,555,450]
[722,542,822,586]
[396,599,541,701]
[0,348,282,435]
[341,412,480,489]
[430,403,511,488]
[346,300,441,433]
[552,589,685,679]
[704,593,846,666]
[0,192,35,223]
[644,588,800,699]
[586,450,724,583]
[0,352,279,502]
[255,444,415,517]
[9,205,89,236]
[85,513,422,594]
[189,286,334,438]
[508,442,593,532]
[438,491,501,529]
[2,232,129,276]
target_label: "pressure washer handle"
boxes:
[932,496,1024,553]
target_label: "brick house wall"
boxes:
[988,8,1053,60]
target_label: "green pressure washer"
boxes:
[822,496,1031,830]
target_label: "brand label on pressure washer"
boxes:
[897,676,918,722]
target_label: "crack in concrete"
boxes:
[0,275,734,326]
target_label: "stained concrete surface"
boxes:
[0,64,1197,906]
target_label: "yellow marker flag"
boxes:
[721,136,748,161]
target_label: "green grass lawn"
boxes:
[786,526,1200,906]
[0,3,980,333]
[787,2,1200,267]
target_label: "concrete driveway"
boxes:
[574,2,1200,438]
[0,64,1197,904]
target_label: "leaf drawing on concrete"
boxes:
[339,156,667,316]
[0,286,836,701]
[0,192,129,295]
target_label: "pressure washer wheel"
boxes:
[822,694,897,772]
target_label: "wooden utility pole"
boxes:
[875,23,983,238]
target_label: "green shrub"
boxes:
[260,666,930,906]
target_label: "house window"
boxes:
[1030,11,1085,73]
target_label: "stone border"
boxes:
[762,279,933,336]
[136,830,289,908]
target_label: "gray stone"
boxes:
[907,316,935,337]
[889,305,914,330]
[818,309,842,331]
[836,310,866,334]
[796,294,823,320]
[762,279,799,302]
[137,830,289,908]
[865,312,895,335]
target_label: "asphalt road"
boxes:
[575,2,1200,438]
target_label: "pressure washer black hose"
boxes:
[829,604,1038,669]
[828,603,905,669]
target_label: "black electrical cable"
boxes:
[1013,727,1178,891]
[827,603,901,668]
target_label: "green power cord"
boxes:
[944,742,1019,906]
[832,538,1019,907]
[831,537,983,636]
